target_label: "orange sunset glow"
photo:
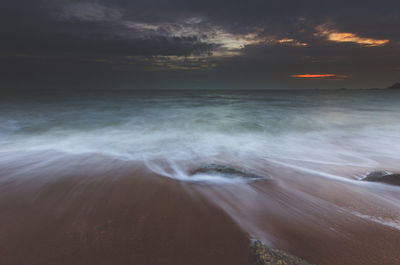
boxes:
[327,32,389,46]
[290,74,351,79]
[315,25,390,47]
[278,38,308,46]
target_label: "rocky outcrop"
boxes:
[362,171,400,186]
[192,164,263,180]
[251,240,314,265]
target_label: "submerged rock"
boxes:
[192,164,263,180]
[362,171,400,186]
[251,240,313,265]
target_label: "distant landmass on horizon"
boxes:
[387,82,400,89]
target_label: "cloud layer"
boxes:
[0,0,399,89]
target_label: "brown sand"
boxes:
[1,154,400,265]
[0,163,250,265]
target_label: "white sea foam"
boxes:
[352,212,400,231]
[1,90,400,182]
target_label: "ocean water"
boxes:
[2,89,400,253]
[1,89,400,182]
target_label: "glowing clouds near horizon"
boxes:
[328,33,389,46]
[315,25,389,46]
[291,74,351,79]
[278,38,308,46]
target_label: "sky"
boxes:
[1,0,399,90]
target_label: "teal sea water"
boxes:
[1,89,400,182]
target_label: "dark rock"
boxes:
[192,164,263,180]
[362,171,400,186]
[387,82,400,89]
[252,240,314,265]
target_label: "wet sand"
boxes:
[0,164,250,265]
[1,153,400,265]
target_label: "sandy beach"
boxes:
[1,152,400,265]
[0,156,251,265]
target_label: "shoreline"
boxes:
[0,154,400,264]
[0,165,251,265]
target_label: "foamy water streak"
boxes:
[1,89,400,182]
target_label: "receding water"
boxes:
[1,89,400,182]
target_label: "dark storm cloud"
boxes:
[0,0,399,89]
[0,1,215,56]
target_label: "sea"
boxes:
[1,89,400,183]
